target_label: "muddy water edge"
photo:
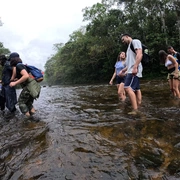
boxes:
[0,80,180,180]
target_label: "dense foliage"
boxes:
[45,0,180,84]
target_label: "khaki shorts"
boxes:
[167,71,180,80]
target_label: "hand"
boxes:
[109,80,113,85]
[118,70,124,77]
[174,73,178,79]
[9,82,16,87]
[132,66,138,76]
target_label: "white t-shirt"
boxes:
[125,39,143,77]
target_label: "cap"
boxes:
[8,52,19,60]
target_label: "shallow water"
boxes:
[0,80,180,180]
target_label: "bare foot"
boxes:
[30,107,36,115]
[25,112,31,117]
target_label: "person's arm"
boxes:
[119,66,127,76]
[9,69,29,87]
[109,69,116,85]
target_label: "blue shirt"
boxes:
[115,61,125,75]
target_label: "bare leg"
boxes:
[135,89,142,106]
[173,79,180,98]
[125,87,138,110]
[169,79,175,96]
[118,83,126,101]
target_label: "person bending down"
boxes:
[9,52,41,119]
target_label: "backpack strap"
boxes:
[130,40,136,54]
[176,52,180,60]
[130,40,146,54]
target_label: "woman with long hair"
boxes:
[109,51,126,101]
[159,50,180,98]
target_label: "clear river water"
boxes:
[0,80,180,180]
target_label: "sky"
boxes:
[0,0,101,70]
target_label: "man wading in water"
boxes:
[119,33,143,115]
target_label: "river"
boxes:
[0,80,180,180]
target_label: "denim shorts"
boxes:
[124,73,140,91]
[116,75,125,84]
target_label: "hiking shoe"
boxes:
[24,115,31,119]
[31,117,40,122]
[30,113,40,122]
[128,110,139,115]
[23,114,32,123]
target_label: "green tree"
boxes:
[45,0,180,84]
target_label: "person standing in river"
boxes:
[0,55,17,116]
[167,46,180,90]
[119,33,143,115]
[9,52,41,120]
[159,50,180,98]
[109,51,126,101]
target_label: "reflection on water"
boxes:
[0,80,180,179]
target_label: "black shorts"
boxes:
[116,75,125,84]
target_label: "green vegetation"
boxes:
[45,0,180,85]
[1,0,180,85]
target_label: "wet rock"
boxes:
[0,163,6,177]
[135,145,165,168]
[167,159,180,175]
[174,142,180,148]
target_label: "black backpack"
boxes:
[176,52,180,61]
[130,41,150,65]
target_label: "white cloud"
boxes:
[0,0,101,70]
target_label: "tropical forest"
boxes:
[1,0,180,85]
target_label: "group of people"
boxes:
[1,37,179,119]
[0,52,41,120]
[109,33,180,115]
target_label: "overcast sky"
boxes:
[0,0,101,70]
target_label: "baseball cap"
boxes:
[8,52,19,60]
